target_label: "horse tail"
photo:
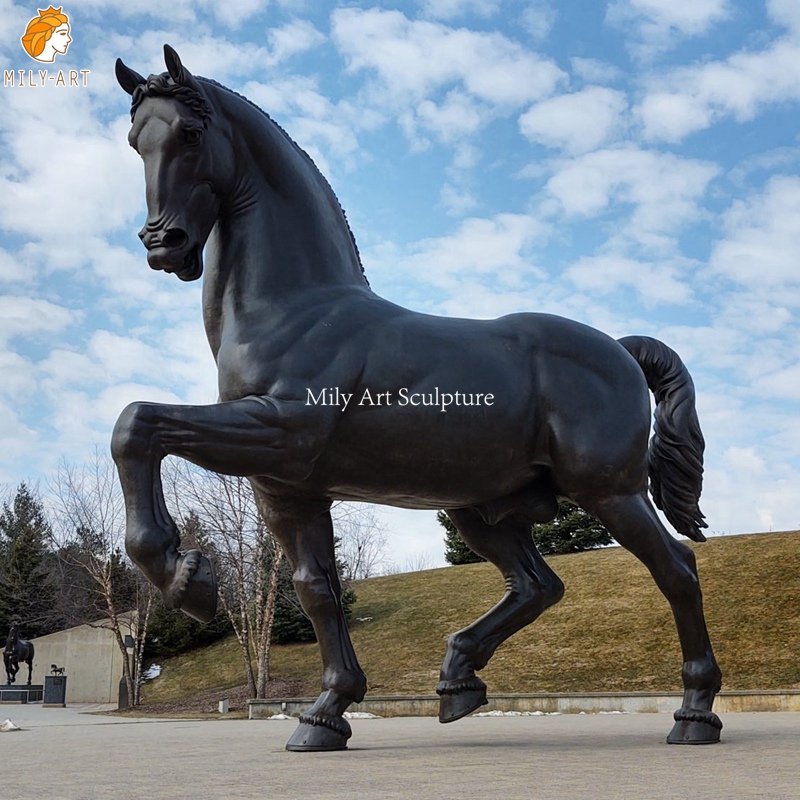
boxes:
[617,335,707,542]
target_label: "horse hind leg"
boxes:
[438,506,564,723]
[587,491,722,744]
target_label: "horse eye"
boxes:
[184,128,203,144]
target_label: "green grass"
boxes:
[144,530,800,705]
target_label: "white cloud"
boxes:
[0,90,141,238]
[0,401,38,482]
[755,362,800,400]
[638,39,800,142]
[415,91,485,144]
[521,1,557,43]
[0,248,29,284]
[77,0,270,29]
[564,255,693,306]
[0,296,74,343]
[767,0,800,37]
[519,86,628,154]
[570,57,623,84]
[607,0,730,59]
[440,183,478,216]
[331,8,566,109]
[418,0,501,20]
[403,213,547,285]
[0,350,36,399]
[266,19,326,63]
[703,446,800,535]
[544,147,718,247]
[243,77,371,175]
[709,176,800,287]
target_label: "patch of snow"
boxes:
[598,710,627,714]
[1,719,21,732]
[355,617,373,622]
[268,713,295,720]
[475,710,561,717]
[141,664,161,681]
[343,711,380,719]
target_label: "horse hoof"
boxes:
[165,550,218,623]
[437,676,488,723]
[285,716,351,752]
[667,708,722,745]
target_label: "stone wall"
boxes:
[31,616,134,704]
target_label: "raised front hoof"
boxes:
[285,715,351,752]
[667,709,723,745]
[164,549,218,623]
[437,676,488,724]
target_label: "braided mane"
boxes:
[130,72,368,287]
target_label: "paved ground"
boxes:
[1,705,798,799]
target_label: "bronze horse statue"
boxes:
[3,622,34,686]
[112,46,722,751]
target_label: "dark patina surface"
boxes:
[112,46,722,750]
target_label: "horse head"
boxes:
[4,622,18,655]
[115,45,236,281]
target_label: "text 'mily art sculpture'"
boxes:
[112,47,722,751]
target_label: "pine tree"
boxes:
[0,483,60,638]
[531,500,613,554]
[439,511,485,565]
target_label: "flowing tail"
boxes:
[618,335,707,542]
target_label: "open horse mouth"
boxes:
[147,244,203,281]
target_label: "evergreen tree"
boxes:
[0,483,60,638]
[439,511,485,565]
[531,500,613,554]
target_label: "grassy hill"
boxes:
[144,531,800,706]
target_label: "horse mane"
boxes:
[130,72,368,287]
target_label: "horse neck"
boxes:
[202,85,367,352]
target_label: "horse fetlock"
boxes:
[441,632,486,678]
[681,657,722,692]
[322,667,367,703]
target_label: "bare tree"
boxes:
[383,552,435,575]
[50,450,153,705]
[164,460,283,699]
[332,503,388,580]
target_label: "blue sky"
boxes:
[0,1,798,569]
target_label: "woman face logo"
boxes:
[21,6,72,63]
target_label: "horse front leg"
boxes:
[111,395,319,623]
[259,498,367,752]
[4,656,16,684]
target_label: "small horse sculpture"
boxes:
[3,623,34,686]
[112,46,723,751]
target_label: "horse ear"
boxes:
[115,58,146,95]
[164,44,190,85]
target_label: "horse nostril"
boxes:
[138,227,147,242]
[162,228,189,249]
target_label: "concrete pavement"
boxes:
[1,705,798,799]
